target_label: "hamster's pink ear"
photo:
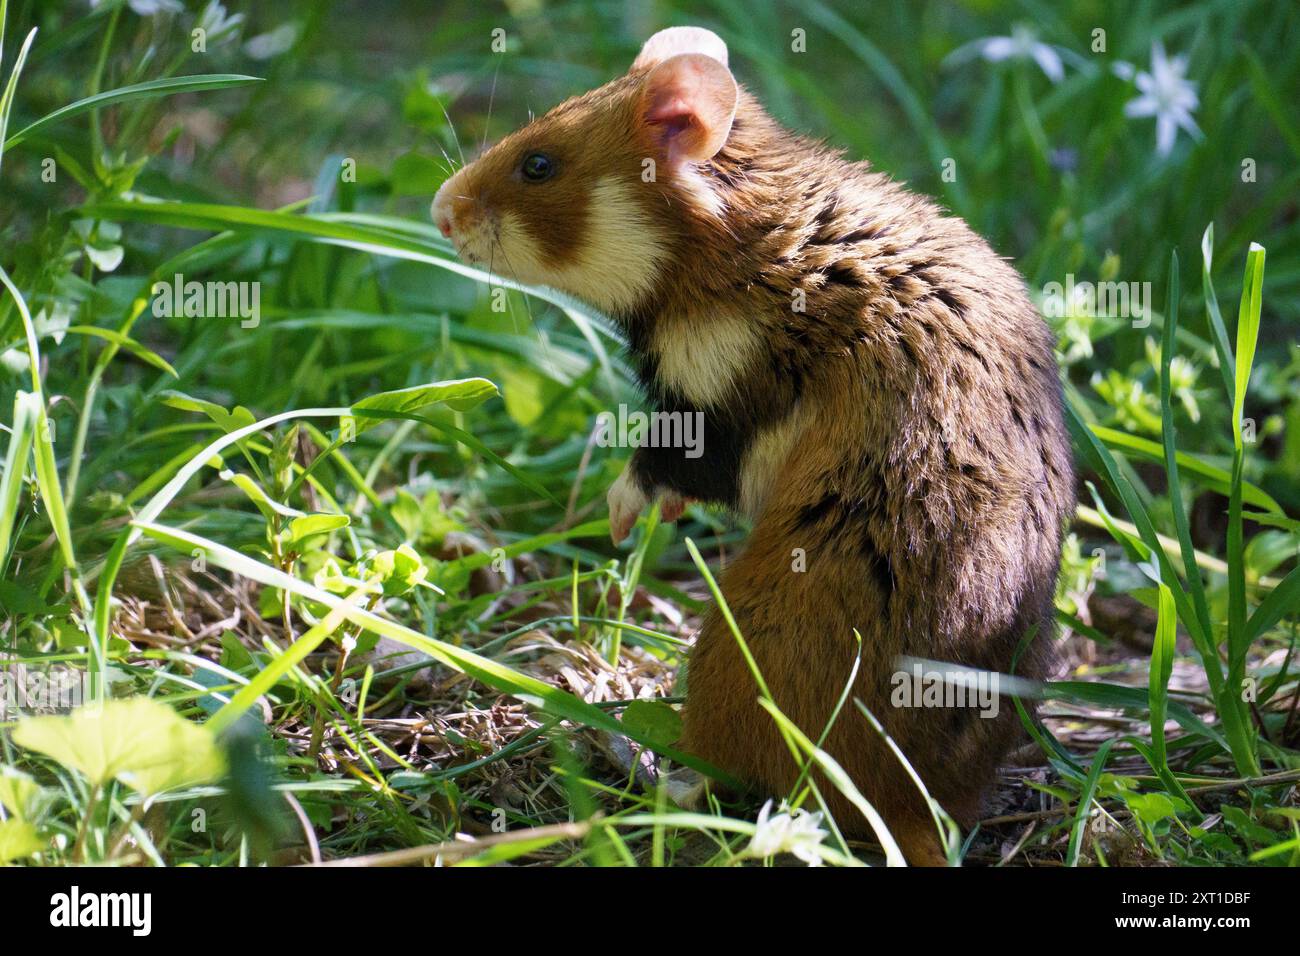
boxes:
[639,52,738,164]
[633,26,728,70]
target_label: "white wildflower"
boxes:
[244,23,301,61]
[1114,42,1201,156]
[196,1,244,46]
[1,303,72,375]
[90,0,183,16]
[746,799,828,866]
[130,0,185,15]
[946,24,1066,83]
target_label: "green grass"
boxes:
[1,0,1298,867]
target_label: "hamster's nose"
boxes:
[432,176,472,242]
[431,192,453,239]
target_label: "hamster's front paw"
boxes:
[607,466,649,545]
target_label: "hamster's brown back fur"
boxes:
[632,88,1075,864]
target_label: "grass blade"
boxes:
[1090,424,1281,513]
[1045,680,1226,748]
[3,74,264,149]
[1245,563,1300,644]
[64,324,178,378]
[0,391,38,568]
[1066,399,1209,655]
[1158,251,1214,651]
[1148,583,1196,811]
[0,264,99,690]
[1224,243,1266,777]
[0,24,35,176]
[1200,224,1236,401]
[1066,739,1114,867]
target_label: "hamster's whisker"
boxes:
[481,55,503,154]
[436,95,465,169]
[496,248,528,336]
[433,147,458,178]
[491,236,557,377]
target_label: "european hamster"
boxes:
[432,26,1075,864]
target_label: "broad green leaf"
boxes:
[31,400,74,568]
[366,543,428,596]
[620,700,683,750]
[1123,791,1183,826]
[12,697,225,796]
[348,378,498,434]
[0,767,42,820]
[0,819,44,863]
[160,390,257,435]
[1222,805,1276,845]
[0,579,60,613]
[1231,243,1266,452]
[390,489,462,547]
[286,513,350,547]
[1141,583,1198,815]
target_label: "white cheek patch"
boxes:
[491,177,671,316]
[560,177,674,313]
[650,306,764,409]
[483,212,543,279]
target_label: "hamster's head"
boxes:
[431,27,739,317]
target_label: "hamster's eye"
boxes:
[520,153,555,183]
